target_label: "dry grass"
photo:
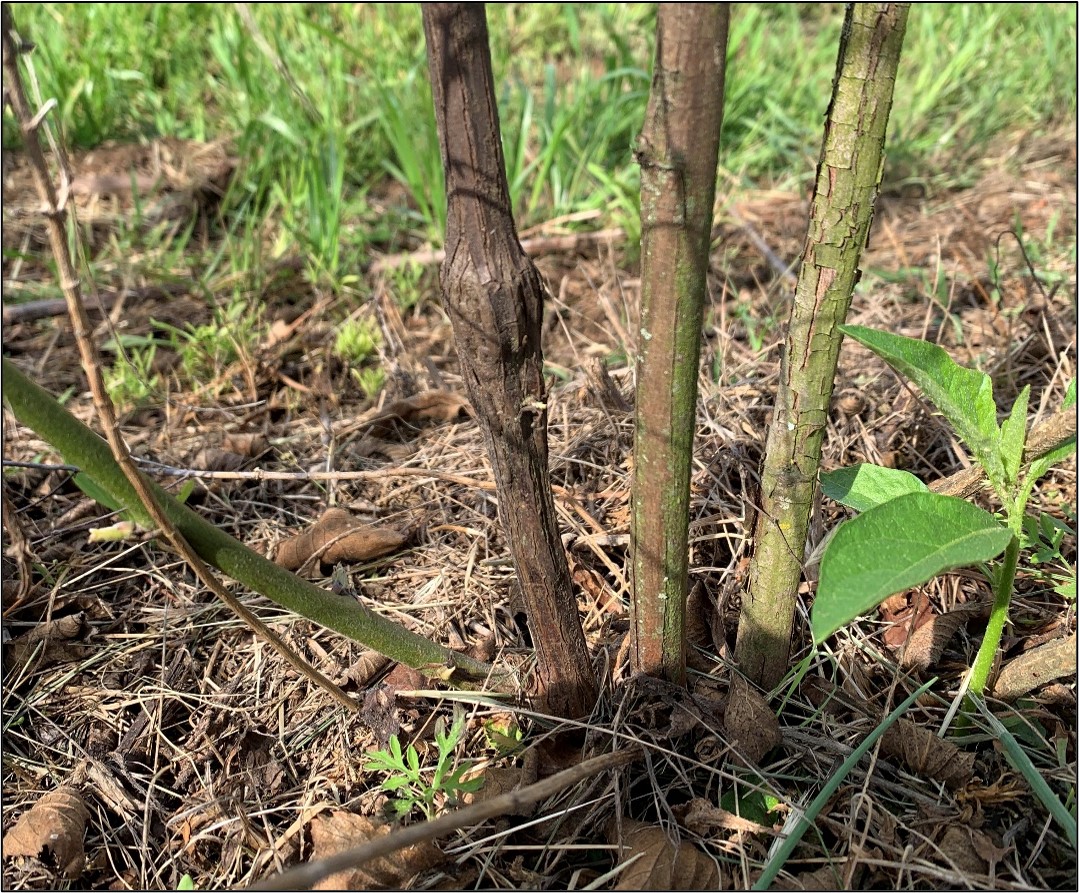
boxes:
[2,128,1076,890]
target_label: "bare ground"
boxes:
[2,127,1076,890]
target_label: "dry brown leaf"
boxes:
[337,651,392,688]
[2,786,90,878]
[358,391,470,439]
[308,811,442,890]
[685,583,715,670]
[5,613,90,668]
[275,508,407,570]
[881,590,934,649]
[193,447,246,472]
[772,864,845,890]
[460,766,533,816]
[609,819,719,890]
[901,600,985,671]
[221,432,268,457]
[880,717,974,790]
[725,676,781,765]
[993,633,1077,701]
[937,825,988,876]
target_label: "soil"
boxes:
[2,128,1076,890]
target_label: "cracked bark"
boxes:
[735,4,910,689]
[422,3,597,718]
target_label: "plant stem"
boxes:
[735,4,909,689]
[2,359,502,687]
[969,533,1020,695]
[422,3,597,717]
[630,4,729,684]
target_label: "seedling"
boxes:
[362,707,483,821]
[813,325,1076,695]
[333,316,382,366]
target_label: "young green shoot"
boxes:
[362,707,483,821]
[813,326,1076,696]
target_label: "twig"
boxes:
[245,745,643,891]
[931,408,1076,498]
[2,5,358,714]
[369,227,625,275]
[726,208,799,285]
[2,281,189,325]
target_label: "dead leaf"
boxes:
[221,432,268,457]
[192,447,246,473]
[383,662,425,693]
[725,676,781,765]
[362,685,401,748]
[460,766,533,816]
[901,600,985,671]
[608,819,719,890]
[308,810,442,890]
[275,509,407,570]
[681,797,771,836]
[357,391,470,439]
[337,651,391,688]
[937,825,988,876]
[993,633,1077,701]
[5,613,91,668]
[3,786,90,878]
[881,590,934,649]
[685,583,715,670]
[772,864,845,890]
[880,718,974,790]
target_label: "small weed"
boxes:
[1021,509,1077,600]
[334,316,382,366]
[351,366,386,399]
[731,300,776,353]
[156,294,260,389]
[385,261,427,313]
[363,707,483,821]
[103,344,161,410]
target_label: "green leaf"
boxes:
[74,472,124,514]
[998,385,1030,485]
[380,774,411,792]
[841,326,1004,488]
[176,479,196,505]
[813,491,1012,641]
[820,464,928,513]
[405,745,420,774]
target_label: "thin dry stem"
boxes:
[1,6,358,713]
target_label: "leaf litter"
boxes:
[1,125,1075,890]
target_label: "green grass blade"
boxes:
[753,678,936,890]
[971,696,1077,849]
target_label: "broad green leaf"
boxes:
[999,385,1030,485]
[820,464,928,513]
[840,326,1004,488]
[813,491,1012,641]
